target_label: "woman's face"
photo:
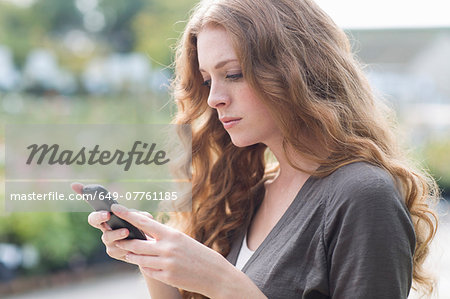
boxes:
[197,24,281,148]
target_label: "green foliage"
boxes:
[0,212,101,272]
[132,0,198,66]
[0,2,44,67]
[32,0,82,34]
[421,138,450,192]
[98,0,146,52]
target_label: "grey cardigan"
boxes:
[226,162,415,299]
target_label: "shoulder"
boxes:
[321,162,414,239]
[321,162,416,298]
[321,161,415,247]
[320,161,413,233]
[329,161,396,190]
[324,161,403,208]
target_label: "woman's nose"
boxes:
[207,83,230,109]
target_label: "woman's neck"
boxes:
[265,137,318,187]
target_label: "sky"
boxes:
[315,0,450,29]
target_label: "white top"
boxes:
[235,232,255,271]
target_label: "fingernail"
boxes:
[125,254,130,261]
[101,212,108,219]
[121,229,128,236]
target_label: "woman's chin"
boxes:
[229,136,257,148]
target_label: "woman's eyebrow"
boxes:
[199,59,239,72]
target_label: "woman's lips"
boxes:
[220,117,242,129]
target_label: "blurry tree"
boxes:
[0,212,102,273]
[132,0,198,66]
[0,2,43,67]
[33,0,83,34]
[422,138,450,196]
[97,0,146,52]
[0,0,198,71]
[0,0,85,70]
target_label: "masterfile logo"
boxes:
[26,141,170,171]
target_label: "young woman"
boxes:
[78,0,439,298]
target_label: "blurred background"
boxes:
[0,0,449,298]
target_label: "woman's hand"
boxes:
[71,182,153,263]
[110,204,236,298]
[71,183,265,298]
[88,208,155,263]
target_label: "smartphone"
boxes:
[82,184,147,240]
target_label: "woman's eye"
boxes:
[201,73,242,88]
[202,79,211,87]
[226,73,243,80]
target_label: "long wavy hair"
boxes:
[166,0,439,297]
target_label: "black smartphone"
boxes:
[82,184,147,240]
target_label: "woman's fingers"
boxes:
[99,222,112,232]
[88,211,111,231]
[105,246,128,261]
[101,229,130,260]
[129,208,154,219]
[102,228,129,245]
[103,231,161,264]
[138,210,154,219]
[124,253,165,270]
[111,204,166,240]
[116,239,159,256]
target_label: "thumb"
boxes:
[71,182,84,194]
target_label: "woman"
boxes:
[79,0,439,298]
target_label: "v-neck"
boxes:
[237,173,316,272]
